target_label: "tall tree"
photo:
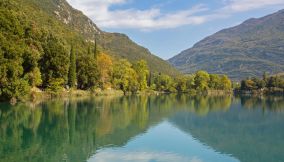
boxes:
[68,45,76,88]
[94,38,99,59]
[133,60,149,91]
[97,53,113,89]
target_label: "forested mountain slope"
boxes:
[28,0,178,76]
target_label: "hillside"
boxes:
[26,0,178,76]
[169,9,284,80]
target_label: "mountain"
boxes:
[15,0,179,76]
[169,9,284,80]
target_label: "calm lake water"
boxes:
[0,95,284,162]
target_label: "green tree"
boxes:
[113,59,138,93]
[209,74,221,89]
[94,38,100,59]
[153,73,173,92]
[220,75,232,90]
[41,35,69,88]
[194,71,210,91]
[46,78,65,92]
[25,67,42,87]
[77,55,99,89]
[68,45,76,88]
[185,75,195,90]
[133,60,149,91]
[241,79,256,90]
[176,76,187,92]
[0,32,30,101]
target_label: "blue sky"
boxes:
[66,0,284,59]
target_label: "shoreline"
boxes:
[4,88,283,105]
[5,89,233,105]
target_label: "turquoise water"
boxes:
[0,95,283,162]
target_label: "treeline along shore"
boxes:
[235,73,284,95]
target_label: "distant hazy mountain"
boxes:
[18,0,179,76]
[169,9,284,80]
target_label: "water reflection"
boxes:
[239,95,284,111]
[0,95,283,162]
[171,96,284,162]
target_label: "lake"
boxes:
[0,95,284,162]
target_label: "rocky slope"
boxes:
[169,9,284,80]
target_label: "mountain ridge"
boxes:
[169,9,284,80]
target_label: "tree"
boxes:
[46,78,65,92]
[113,59,138,93]
[133,60,149,91]
[241,79,255,90]
[25,67,42,87]
[194,71,210,91]
[94,38,100,59]
[77,55,99,90]
[41,35,69,88]
[220,75,232,90]
[176,76,187,92]
[185,75,195,90]
[153,73,173,92]
[68,45,76,88]
[0,32,30,101]
[97,53,113,89]
[209,74,220,89]
[252,77,265,89]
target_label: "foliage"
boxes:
[25,67,42,87]
[68,45,76,88]
[240,74,284,92]
[46,78,65,92]
[194,71,210,91]
[133,60,149,91]
[40,35,69,88]
[77,55,99,90]
[112,59,138,93]
[97,53,113,89]
[152,73,173,92]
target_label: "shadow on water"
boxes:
[0,95,283,162]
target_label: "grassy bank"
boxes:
[7,88,234,105]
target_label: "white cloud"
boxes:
[67,0,209,30]
[222,0,284,12]
[66,0,284,30]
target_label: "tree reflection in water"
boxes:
[0,95,283,162]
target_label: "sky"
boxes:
[66,0,284,59]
